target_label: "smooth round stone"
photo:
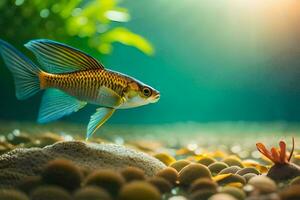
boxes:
[74,186,112,200]
[30,186,72,200]
[120,167,145,182]
[208,162,229,174]
[189,178,218,193]
[248,176,277,194]
[190,189,216,200]
[221,186,246,200]
[168,196,188,200]
[0,188,29,200]
[280,185,300,200]
[179,164,211,186]
[118,181,161,200]
[156,167,178,185]
[169,160,191,172]
[243,173,258,182]
[154,153,176,166]
[290,176,300,185]
[222,157,244,168]
[197,156,216,166]
[219,166,241,175]
[147,176,172,194]
[217,174,246,185]
[209,193,237,200]
[236,167,260,176]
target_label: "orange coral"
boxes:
[256,138,295,164]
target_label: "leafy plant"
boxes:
[0,0,154,55]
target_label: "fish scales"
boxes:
[40,69,129,103]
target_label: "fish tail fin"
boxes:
[0,39,41,100]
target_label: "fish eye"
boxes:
[142,87,152,97]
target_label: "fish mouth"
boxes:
[151,94,160,103]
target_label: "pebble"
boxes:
[219,166,242,175]
[248,176,277,194]
[179,163,211,186]
[170,160,191,172]
[236,167,260,176]
[208,162,229,174]
[118,181,161,200]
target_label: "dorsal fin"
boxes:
[25,39,104,73]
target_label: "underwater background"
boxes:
[0,0,300,131]
[1,1,300,200]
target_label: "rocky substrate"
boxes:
[0,131,300,200]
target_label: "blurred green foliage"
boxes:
[0,0,154,55]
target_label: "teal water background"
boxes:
[1,0,300,125]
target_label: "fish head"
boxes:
[121,80,160,108]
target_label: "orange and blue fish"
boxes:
[0,39,160,139]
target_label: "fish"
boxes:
[0,39,160,139]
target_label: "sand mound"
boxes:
[0,141,166,187]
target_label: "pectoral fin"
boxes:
[97,86,123,107]
[38,89,87,123]
[86,107,115,139]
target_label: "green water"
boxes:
[1,0,300,126]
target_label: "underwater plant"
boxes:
[256,138,300,181]
[0,0,154,56]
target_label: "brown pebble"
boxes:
[210,193,237,200]
[147,176,172,194]
[156,167,178,185]
[280,185,300,200]
[17,176,43,194]
[222,156,244,168]
[120,166,145,182]
[290,176,300,186]
[217,174,246,185]
[7,132,31,145]
[219,166,241,175]
[0,141,14,155]
[41,159,82,191]
[189,178,218,193]
[0,188,29,200]
[179,163,211,186]
[170,160,191,172]
[73,186,112,200]
[243,173,257,182]
[248,175,277,194]
[236,167,260,176]
[84,169,125,197]
[30,186,72,200]
[118,181,161,200]
[221,186,246,200]
[197,156,216,166]
[154,153,176,166]
[208,162,229,174]
[189,189,216,200]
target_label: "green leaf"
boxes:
[98,27,154,55]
